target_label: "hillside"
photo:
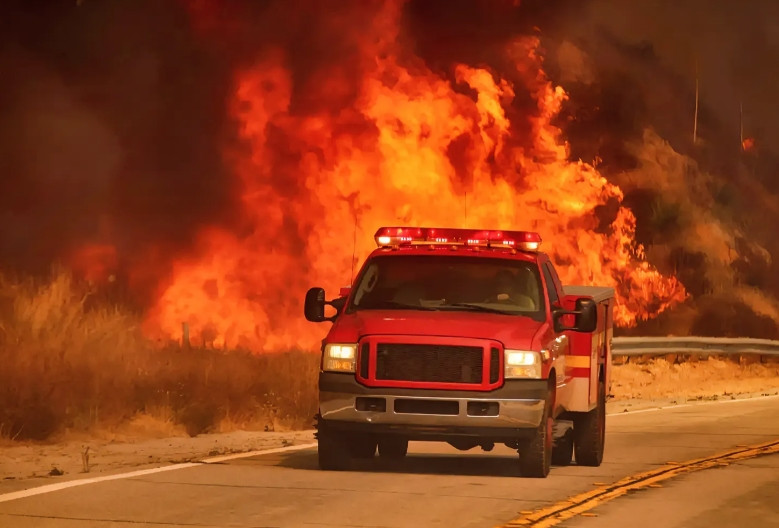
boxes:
[535,1,779,338]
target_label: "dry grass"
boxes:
[611,357,779,401]
[0,270,319,441]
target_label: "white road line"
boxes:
[607,393,779,417]
[2,393,777,505]
[0,463,200,504]
[0,442,318,505]
[201,442,317,463]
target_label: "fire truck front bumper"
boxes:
[318,373,547,440]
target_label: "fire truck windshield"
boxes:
[347,254,546,321]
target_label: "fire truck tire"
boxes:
[551,427,574,466]
[317,428,351,471]
[378,437,408,459]
[349,435,378,459]
[573,379,606,467]
[518,391,553,478]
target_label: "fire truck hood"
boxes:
[329,310,544,349]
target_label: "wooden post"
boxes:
[182,322,190,349]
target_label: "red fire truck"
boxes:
[304,227,614,478]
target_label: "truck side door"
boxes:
[538,257,570,390]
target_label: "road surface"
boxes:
[1,396,778,528]
[563,452,779,527]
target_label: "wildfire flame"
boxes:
[141,1,686,351]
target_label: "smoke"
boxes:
[0,0,233,301]
[0,50,120,266]
[540,0,779,171]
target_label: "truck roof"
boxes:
[563,285,616,303]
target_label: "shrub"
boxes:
[0,271,318,441]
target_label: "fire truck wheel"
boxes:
[349,435,378,459]
[378,437,408,459]
[573,378,606,467]
[317,430,351,471]
[551,427,574,466]
[518,392,553,478]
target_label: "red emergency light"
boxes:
[374,227,542,252]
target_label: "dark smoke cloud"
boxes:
[538,0,779,175]
[0,0,417,289]
[529,2,779,241]
[0,0,233,285]
[400,0,779,202]
[402,0,779,170]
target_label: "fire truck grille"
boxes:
[374,344,484,384]
[489,347,500,384]
[359,343,370,379]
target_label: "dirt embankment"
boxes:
[610,356,779,401]
[0,427,316,483]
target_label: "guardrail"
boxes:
[611,337,779,358]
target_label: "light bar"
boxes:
[373,227,542,251]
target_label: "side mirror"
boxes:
[574,298,597,333]
[553,298,597,333]
[304,287,327,322]
[304,287,350,323]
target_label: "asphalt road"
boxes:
[563,452,779,528]
[1,396,778,528]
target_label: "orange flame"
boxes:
[144,2,686,351]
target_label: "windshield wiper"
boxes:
[357,300,438,311]
[442,303,514,315]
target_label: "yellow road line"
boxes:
[497,439,779,527]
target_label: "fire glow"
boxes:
[139,1,686,351]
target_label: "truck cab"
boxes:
[304,226,614,478]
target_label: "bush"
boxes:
[0,271,319,441]
[648,197,682,236]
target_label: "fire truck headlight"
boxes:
[323,344,358,373]
[504,350,542,379]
